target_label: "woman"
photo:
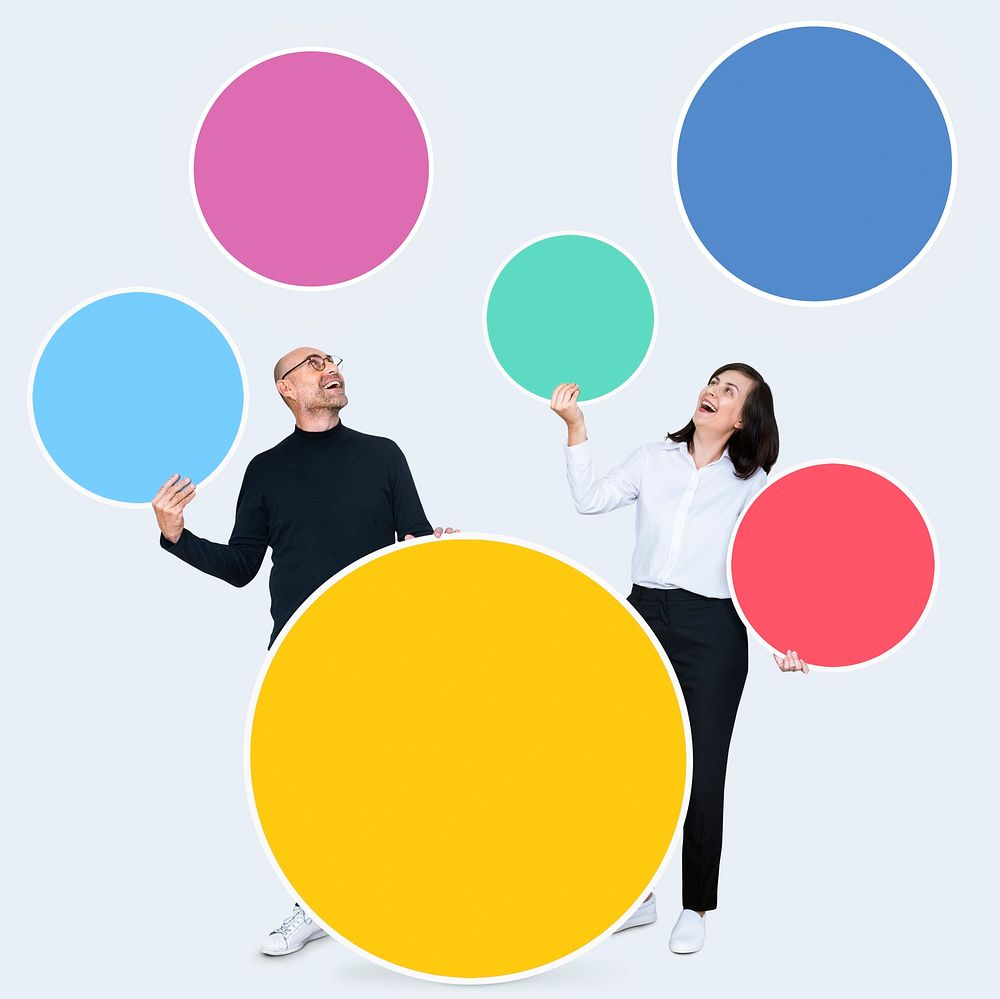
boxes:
[550,363,808,955]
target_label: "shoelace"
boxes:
[274,906,307,937]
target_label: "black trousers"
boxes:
[627,584,748,912]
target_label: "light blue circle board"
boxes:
[676,26,953,303]
[31,291,245,505]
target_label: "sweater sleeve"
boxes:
[159,460,269,587]
[563,439,645,514]
[389,443,434,541]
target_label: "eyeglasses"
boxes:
[279,354,343,380]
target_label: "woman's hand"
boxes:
[550,383,587,445]
[773,649,810,674]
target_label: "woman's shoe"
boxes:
[614,893,657,932]
[668,909,705,953]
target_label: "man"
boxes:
[153,347,456,956]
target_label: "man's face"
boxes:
[275,348,348,414]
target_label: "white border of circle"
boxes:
[481,231,660,405]
[189,47,434,291]
[670,21,959,307]
[26,287,250,509]
[243,531,692,984]
[726,459,941,671]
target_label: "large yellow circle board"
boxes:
[247,535,690,982]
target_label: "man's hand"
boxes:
[152,474,197,544]
[773,649,810,674]
[404,527,461,540]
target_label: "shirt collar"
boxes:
[664,436,733,464]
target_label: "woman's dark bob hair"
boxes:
[667,362,779,480]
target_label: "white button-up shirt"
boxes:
[564,437,768,597]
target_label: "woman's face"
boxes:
[693,369,756,433]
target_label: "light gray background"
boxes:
[4,1,996,996]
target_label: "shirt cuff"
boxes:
[563,439,593,465]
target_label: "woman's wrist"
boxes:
[565,420,588,447]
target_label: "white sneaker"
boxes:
[614,893,657,932]
[669,908,705,953]
[261,903,328,956]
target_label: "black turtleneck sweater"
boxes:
[160,422,433,647]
